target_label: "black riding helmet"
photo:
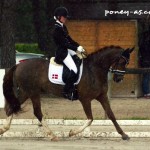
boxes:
[54,7,69,19]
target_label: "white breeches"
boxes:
[68,49,77,56]
[63,50,77,74]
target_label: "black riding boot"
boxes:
[63,70,78,100]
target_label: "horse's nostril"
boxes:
[116,79,120,83]
[114,76,124,83]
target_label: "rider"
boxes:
[52,6,85,100]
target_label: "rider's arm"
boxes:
[53,26,79,51]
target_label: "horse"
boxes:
[1,45,134,141]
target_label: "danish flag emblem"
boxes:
[52,74,58,79]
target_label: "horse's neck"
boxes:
[83,58,108,87]
[83,54,110,76]
[86,49,120,71]
[82,47,121,87]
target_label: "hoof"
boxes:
[0,129,4,135]
[38,123,42,127]
[122,134,130,140]
[69,129,75,137]
[51,136,59,142]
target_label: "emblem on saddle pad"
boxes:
[48,57,83,85]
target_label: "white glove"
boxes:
[77,46,85,52]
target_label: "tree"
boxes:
[31,0,53,57]
[0,0,18,68]
[31,0,65,58]
[31,0,47,52]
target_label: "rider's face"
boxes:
[60,16,67,24]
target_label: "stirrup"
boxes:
[63,90,78,101]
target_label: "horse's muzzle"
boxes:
[113,75,124,83]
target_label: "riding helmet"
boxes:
[54,7,69,19]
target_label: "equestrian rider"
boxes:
[52,7,85,100]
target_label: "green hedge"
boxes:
[15,43,44,54]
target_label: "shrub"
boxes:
[15,43,44,54]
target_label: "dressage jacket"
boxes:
[53,21,79,64]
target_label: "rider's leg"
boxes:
[63,53,78,100]
[63,53,77,74]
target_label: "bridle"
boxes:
[109,55,129,76]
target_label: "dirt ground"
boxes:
[1,138,150,150]
[0,97,150,120]
[1,97,150,150]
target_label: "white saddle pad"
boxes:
[48,57,83,85]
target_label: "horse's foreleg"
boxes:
[69,119,92,137]
[69,101,93,137]
[31,95,58,141]
[97,95,129,140]
[0,114,13,135]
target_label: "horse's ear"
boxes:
[122,47,134,58]
[126,47,135,54]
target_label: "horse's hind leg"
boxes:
[0,114,13,135]
[96,95,129,140]
[30,95,58,141]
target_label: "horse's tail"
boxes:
[3,65,21,116]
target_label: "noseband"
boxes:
[109,55,129,75]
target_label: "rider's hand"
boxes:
[77,46,85,52]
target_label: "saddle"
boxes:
[62,55,82,83]
[48,55,83,85]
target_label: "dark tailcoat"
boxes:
[53,22,79,64]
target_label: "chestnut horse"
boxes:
[1,46,134,141]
